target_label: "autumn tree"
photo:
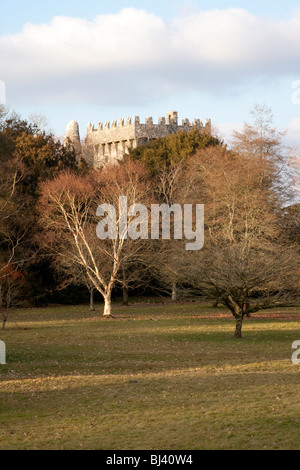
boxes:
[282,203,300,245]
[232,104,297,202]
[128,128,221,300]
[178,141,300,338]
[0,107,89,308]
[38,160,153,316]
[175,106,300,337]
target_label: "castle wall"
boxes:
[86,117,138,165]
[65,111,211,168]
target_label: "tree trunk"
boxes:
[171,281,177,302]
[89,288,95,311]
[234,313,244,338]
[6,285,11,309]
[2,318,6,331]
[103,294,112,317]
[225,295,245,338]
[122,285,129,306]
[243,301,250,317]
[212,300,219,308]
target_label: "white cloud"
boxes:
[214,121,244,144]
[1,7,300,105]
[285,118,300,147]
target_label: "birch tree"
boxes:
[38,161,152,316]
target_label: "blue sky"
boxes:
[2,0,300,33]
[1,0,300,149]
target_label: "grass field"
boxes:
[0,301,299,450]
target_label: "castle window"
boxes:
[115,141,120,157]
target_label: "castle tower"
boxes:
[64,120,81,153]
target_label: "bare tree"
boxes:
[28,113,50,134]
[38,161,152,317]
[232,104,297,203]
[178,141,300,337]
[0,263,26,330]
[184,242,299,337]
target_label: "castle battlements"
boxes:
[65,111,211,168]
[87,113,211,132]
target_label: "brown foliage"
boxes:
[38,161,152,316]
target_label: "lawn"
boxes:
[0,301,299,450]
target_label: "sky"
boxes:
[1,0,300,149]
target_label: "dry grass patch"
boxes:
[0,302,300,449]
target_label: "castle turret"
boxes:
[64,120,81,153]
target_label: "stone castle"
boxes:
[65,111,211,168]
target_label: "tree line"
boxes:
[0,105,299,337]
